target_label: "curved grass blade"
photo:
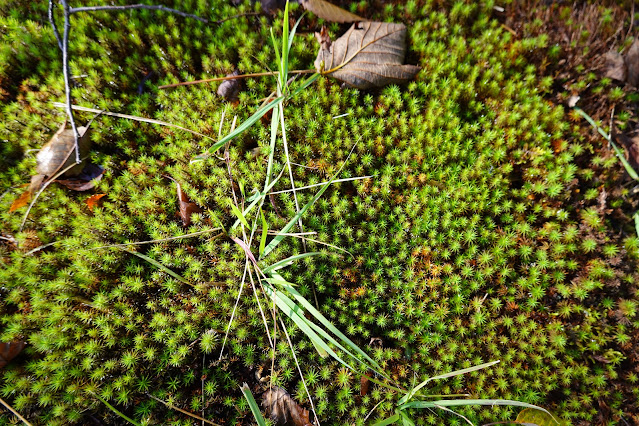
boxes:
[262,251,321,274]
[241,384,267,426]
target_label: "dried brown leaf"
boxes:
[262,386,313,426]
[217,70,242,101]
[36,121,92,177]
[603,51,626,82]
[0,342,26,369]
[314,22,420,89]
[165,176,202,226]
[360,373,371,396]
[86,193,107,211]
[300,0,364,23]
[626,39,639,87]
[9,190,31,212]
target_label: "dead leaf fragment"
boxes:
[36,121,92,177]
[300,0,364,23]
[165,176,202,226]
[603,51,626,82]
[55,163,105,191]
[262,386,313,426]
[9,190,31,212]
[217,70,242,101]
[86,193,107,211]
[314,22,420,89]
[360,373,371,396]
[626,39,639,87]
[0,342,26,369]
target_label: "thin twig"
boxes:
[158,69,314,89]
[0,397,33,426]
[48,0,63,50]
[215,11,260,25]
[147,394,220,426]
[69,4,208,23]
[268,175,375,194]
[60,0,81,164]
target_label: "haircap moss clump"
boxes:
[1,0,638,424]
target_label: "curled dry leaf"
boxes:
[86,193,107,211]
[165,176,202,226]
[217,69,242,101]
[360,372,371,396]
[603,51,626,82]
[0,342,26,369]
[262,386,313,426]
[314,22,420,89]
[36,121,92,178]
[300,0,364,23]
[55,163,105,192]
[626,39,639,87]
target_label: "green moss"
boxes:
[1,0,638,424]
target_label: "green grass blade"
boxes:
[121,248,189,285]
[231,168,286,231]
[372,413,400,426]
[259,210,268,257]
[574,107,639,181]
[635,211,639,237]
[288,11,305,52]
[240,383,267,426]
[262,252,321,274]
[398,361,499,405]
[281,1,289,85]
[230,203,250,229]
[281,282,384,373]
[401,399,554,416]
[95,395,141,426]
[194,95,284,161]
[399,410,416,426]
[261,143,348,258]
[262,282,330,358]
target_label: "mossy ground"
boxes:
[1,1,638,425]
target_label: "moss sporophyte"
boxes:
[1,0,638,424]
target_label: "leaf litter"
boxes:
[262,386,313,426]
[299,0,364,23]
[315,21,420,89]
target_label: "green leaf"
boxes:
[259,210,268,257]
[95,395,141,426]
[241,383,267,426]
[121,248,189,285]
[262,252,321,273]
[372,413,400,426]
[230,203,250,229]
[194,95,285,161]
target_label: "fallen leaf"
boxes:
[603,51,626,82]
[314,26,331,51]
[217,70,242,101]
[360,373,371,396]
[0,342,26,369]
[36,121,92,178]
[86,193,107,211]
[28,174,45,194]
[314,22,420,89]
[9,190,31,212]
[56,163,105,191]
[626,38,639,87]
[613,130,639,171]
[262,386,313,426]
[165,176,202,226]
[300,0,364,23]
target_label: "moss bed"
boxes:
[1,1,638,425]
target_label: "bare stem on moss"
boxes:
[0,397,33,426]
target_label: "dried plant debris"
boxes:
[603,51,626,82]
[217,69,242,101]
[36,121,92,178]
[300,0,364,23]
[262,386,313,426]
[315,22,420,89]
[55,163,105,192]
[85,193,107,211]
[625,39,639,87]
[165,175,202,226]
[0,342,26,369]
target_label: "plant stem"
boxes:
[0,397,32,426]
[60,0,81,163]
[158,69,315,89]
